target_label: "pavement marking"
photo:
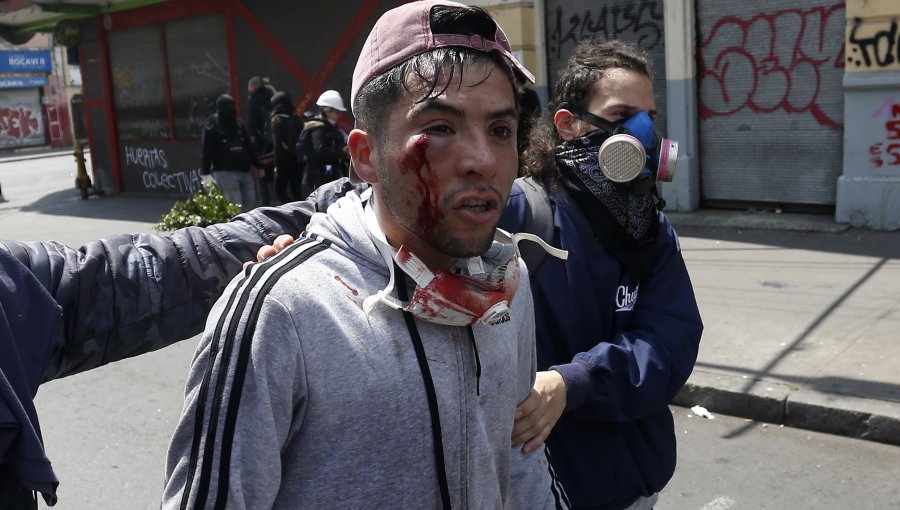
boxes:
[700,496,736,510]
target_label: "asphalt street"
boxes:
[2,153,899,508]
[659,406,900,509]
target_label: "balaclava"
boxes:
[215,94,237,132]
[270,91,293,116]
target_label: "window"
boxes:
[108,25,169,140]
[108,13,230,141]
[165,15,230,140]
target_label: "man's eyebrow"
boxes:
[408,99,465,120]
[407,99,518,121]
[488,107,519,121]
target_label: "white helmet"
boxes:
[316,89,346,112]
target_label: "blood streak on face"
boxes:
[398,134,441,238]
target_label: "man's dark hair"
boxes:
[354,5,516,147]
[521,40,653,186]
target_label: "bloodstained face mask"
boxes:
[388,244,520,326]
[362,201,566,326]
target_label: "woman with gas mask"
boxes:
[499,40,704,510]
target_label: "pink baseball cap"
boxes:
[347,1,534,183]
[350,0,535,113]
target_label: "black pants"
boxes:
[275,166,304,204]
[256,164,275,206]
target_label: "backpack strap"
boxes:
[514,176,555,272]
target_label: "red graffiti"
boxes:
[887,120,900,140]
[869,100,900,168]
[0,106,40,139]
[697,3,845,130]
[870,143,900,167]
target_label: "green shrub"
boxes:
[154,181,241,231]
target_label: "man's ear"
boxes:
[348,129,379,184]
[554,108,582,142]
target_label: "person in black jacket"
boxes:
[298,90,349,197]
[247,77,275,205]
[269,91,304,204]
[200,94,259,211]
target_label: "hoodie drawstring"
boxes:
[396,268,452,510]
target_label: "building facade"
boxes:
[0,33,74,150]
[40,0,896,228]
[837,0,900,229]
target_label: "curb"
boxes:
[672,370,900,447]
[0,148,82,164]
[665,210,849,233]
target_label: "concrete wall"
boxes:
[662,0,700,211]
[470,0,548,102]
[837,0,900,229]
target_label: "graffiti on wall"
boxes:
[868,97,900,168]
[0,105,41,141]
[847,17,900,71]
[142,168,202,194]
[125,144,168,170]
[698,3,845,130]
[123,144,202,194]
[547,0,663,60]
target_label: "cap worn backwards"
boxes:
[350,0,534,114]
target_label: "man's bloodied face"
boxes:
[366,61,519,269]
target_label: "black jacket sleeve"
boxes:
[200,123,216,175]
[310,124,345,164]
[239,122,261,168]
[0,179,365,382]
[272,115,292,170]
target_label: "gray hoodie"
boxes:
[162,190,568,509]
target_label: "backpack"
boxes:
[514,176,555,272]
[295,125,313,165]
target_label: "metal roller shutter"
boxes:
[544,0,668,135]
[696,0,845,207]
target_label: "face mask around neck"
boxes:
[361,202,567,327]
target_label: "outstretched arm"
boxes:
[0,179,363,382]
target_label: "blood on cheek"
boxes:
[398,134,441,236]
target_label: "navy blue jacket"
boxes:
[500,182,703,509]
[0,250,61,507]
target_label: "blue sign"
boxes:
[0,50,52,73]
[0,76,48,89]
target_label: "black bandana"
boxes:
[555,130,661,279]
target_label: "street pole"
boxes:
[73,140,91,200]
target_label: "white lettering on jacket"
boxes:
[615,284,639,312]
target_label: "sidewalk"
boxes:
[0,145,79,163]
[667,209,900,446]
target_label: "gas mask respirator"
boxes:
[561,103,678,191]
